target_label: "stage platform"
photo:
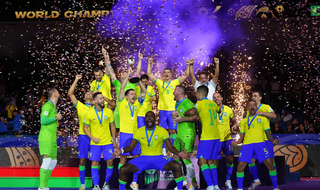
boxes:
[1,180,320,190]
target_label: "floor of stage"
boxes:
[1,181,320,190]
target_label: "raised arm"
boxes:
[212,57,220,84]
[147,58,157,83]
[102,46,117,82]
[178,60,190,83]
[104,96,116,109]
[173,113,199,123]
[138,80,147,100]
[134,50,143,77]
[67,75,82,106]
[119,67,133,101]
[189,58,197,86]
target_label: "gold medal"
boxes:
[218,120,221,124]
[100,123,103,127]
[148,143,150,147]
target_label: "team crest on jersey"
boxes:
[148,93,150,96]
[155,135,158,140]
[44,111,49,116]
[104,116,107,120]
[170,86,173,89]
[51,150,53,154]
[257,119,261,123]
[224,112,227,116]
[180,108,183,113]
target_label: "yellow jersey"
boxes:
[246,103,274,141]
[240,115,270,145]
[155,78,180,111]
[217,105,234,142]
[135,85,156,117]
[90,74,112,100]
[84,107,114,145]
[119,97,143,134]
[133,125,169,156]
[194,98,220,140]
[75,101,93,135]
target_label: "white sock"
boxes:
[226,180,231,186]
[214,185,219,189]
[131,182,136,185]
[254,179,260,183]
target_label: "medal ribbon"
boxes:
[94,107,103,127]
[247,114,257,129]
[175,97,186,110]
[128,103,135,118]
[162,81,171,91]
[218,105,224,121]
[146,125,156,146]
[256,103,262,112]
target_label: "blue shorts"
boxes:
[265,140,275,158]
[252,140,275,162]
[120,132,141,156]
[221,140,234,157]
[137,116,146,128]
[159,110,176,130]
[128,155,174,171]
[197,139,222,160]
[89,144,114,161]
[239,142,271,163]
[78,134,91,159]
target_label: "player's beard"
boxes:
[98,101,105,109]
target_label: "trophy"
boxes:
[128,57,140,83]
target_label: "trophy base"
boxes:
[129,77,140,83]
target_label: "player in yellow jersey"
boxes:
[231,101,279,190]
[68,74,94,190]
[135,74,157,128]
[83,92,117,190]
[118,68,147,189]
[213,92,237,190]
[147,57,190,150]
[246,90,276,190]
[90,47,114,107]
[184,86,221,190]
[113,111,189,190]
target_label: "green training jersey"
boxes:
[39,101,58,142]
[175,97,196,137]
[112,79,137,112]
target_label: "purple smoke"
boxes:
[97,0,223,75]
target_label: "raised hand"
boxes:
[102,46,107,56]
[138,50,143,60]
[128,67,134,75]
[213,57,219,64]
[185,59,191,65]
[190,58,195,64]
[55,113,62,120]
[148,57,153,65]
[75,74,82,80]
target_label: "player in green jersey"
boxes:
[38,88,62,190]
[172,85,199,190]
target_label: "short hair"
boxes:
[47,88,56,99]
[252,90,263,97]
[197,85,208,97]
[198,71,208,77]
[13,110,18,113]
[93,67,102,73]
[125,89,135,96]
[140,74,149,80]
[164,68,171,73]
[176,85,186,96]
[248,100,257,106]
[145,111,155,117]
[93,92,102,100]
